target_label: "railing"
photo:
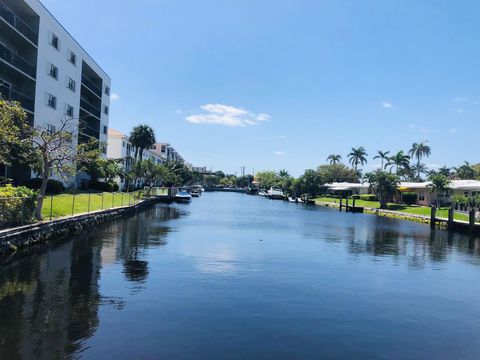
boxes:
[0,84,34,111]
[0,2,38,44]
[0,42,36,78]
[78,121,100,139]
[81,75,102,97]
[80,97,101,119]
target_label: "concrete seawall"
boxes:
[0,198,158,255]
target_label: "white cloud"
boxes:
[176,109,182,114]
[382,101,393,108]
[274,151,284,155]
[111,93,119,101]
[448,128,457,133]
[186,104,270,127]
[277,135,287,139]
[452,97,468,103]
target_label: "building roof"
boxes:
[400,180,480,191]
[108,128,126,138]
[324,182,370,191]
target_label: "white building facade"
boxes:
[0,0,111,187]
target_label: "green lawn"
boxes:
[314,197,471,222]
[41,191,143,219]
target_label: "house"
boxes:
[399,180,480,206]
[324,182,370,196]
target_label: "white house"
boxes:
[0,0,111,187]
[324,182,370,195]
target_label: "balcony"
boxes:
[0,42,36,78]
[79,123,100,140]
[0,3,38,45]
[0,83,34,112]
[81,75,102,98]
[80,97,101,119]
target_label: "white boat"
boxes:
[258,191,268,197]
[175,190,192,202]
[288,197,304,203]
[267,187,285,200]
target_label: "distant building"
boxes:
[0,0,111,187]
[150,143,185,163]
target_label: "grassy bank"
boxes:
[314,197,472,222]
[41,191,143,219]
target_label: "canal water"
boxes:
[1,192,480,359]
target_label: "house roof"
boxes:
[324,182,370,191]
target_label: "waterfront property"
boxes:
[325,179,480,206]
[0,0,111,187]
[1,192,479,359]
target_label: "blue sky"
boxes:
[43,0,479,176]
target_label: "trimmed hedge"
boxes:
[89,181,119,192]
[401,192,418,205]
[0,185,37,228]
[27,178,65,194]
[359,194,378,201]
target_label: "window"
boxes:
[104,105,109,115]
[105,86,110,96]
[122,141,125,147]
[49,63,58,79]
[66,104,74,117]
[69,51,76,65]
[47,93,56,109]
[161,145,166,152]
[46,124,55,135]
[103,125,107,134]
[67,77,76,92]
[50,33,59,49]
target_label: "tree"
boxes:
[129,125,156,162]
[367,170,399,209]
[373,150,390,170]
[278,169,290,178]
[454,161,476,180]
[387,151,410,175]
[316,163,359,184]
[347,147,368,171]
[295,169,322,198]
[427,173,451,205]
[409,141,431,181]
[31,118,101,219]
[326,154,342,165]
[255,171,281,189]
[0,99,35,170]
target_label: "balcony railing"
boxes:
[0,42,36,78]
[0,84,34,112]
[81,76,102,97]
[0,3,38,44]
[80,98,101,119]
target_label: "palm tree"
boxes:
[373,150,390,169]
[278,169,290,178]
[347,147,368,171]
[387,151,410,175]
[326,154,342,165]
[129,125,156,162]
[409,141,431,181]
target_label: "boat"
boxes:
[175,190,192,202]
[190,191,200,198]
[258,191,268,197]
[267,187,285,200]
[288,197,304,203]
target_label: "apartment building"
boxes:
[151,142,185,163]
[0,0,111,186]
[107,128,166,188]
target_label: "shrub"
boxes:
[359,194,378,202]
[0,184,37,228]
[27,178,65,194]
[89,181,119,192]
[401,192,418,205]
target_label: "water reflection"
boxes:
[0,195,479,359]
[0,205,179,360]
